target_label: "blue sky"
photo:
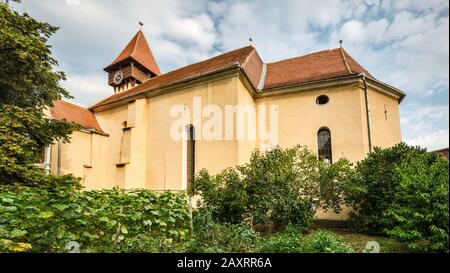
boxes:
[13,0,449,150]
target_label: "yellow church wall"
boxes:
[145,76,242,191]
[236,77,257,165]
[255,82,369,163]
[50,131,91,179]
[368,87,402,149]
[84,104,128,190]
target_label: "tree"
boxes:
[191,146,355,228]
[384,153,449,252]
[0,2,79,184]
[347,143,449,245]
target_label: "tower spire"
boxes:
[104,30,161,76]
[104,29,161,93]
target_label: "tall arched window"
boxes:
[186,124,195,193]
[317,128,332,163]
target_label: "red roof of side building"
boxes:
[104,30,161,76]
[431,147,449,159]
[49,100,104,133]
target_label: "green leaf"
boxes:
[39,211,54,219]
[121,226,128,234]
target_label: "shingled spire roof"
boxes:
[104,30,161,76]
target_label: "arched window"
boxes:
[186,124,195,193]
[317,128,332,163]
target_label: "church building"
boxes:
[44,30,405,210]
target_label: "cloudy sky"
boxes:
[12,0,449,150]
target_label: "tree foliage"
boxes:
[384,153,449,252]
[0,105,78,185]
[0,2,78,185]
[347,143,449,252]
[0,2,69,108]
[191,146,355,229]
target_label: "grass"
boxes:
[324,228,411,253]
[255,223,410,253]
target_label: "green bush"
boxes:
[192,146,354,230]
[301,230,355,253]
[189,209,260,253]
[240,147,318,226]
[347,143,449,253]
[347,143,431,234]
[0,178,191,253]
[192,169,247,224]
[256,225,304,253]
[384,154,449,252]
[257,227,354,253]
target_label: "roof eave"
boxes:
[90,63,241,112]
[362,74,406,104]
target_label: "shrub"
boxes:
[257,227,354,253]
[240,147,319,226]
[191,169,247,224]
[256,225,304,253]
[301,229,355,253]
[384,154,449,252]
[346,143,449,253]
[0,179,191,253]
[192,146,354,230]
[347,143,431,234]
[189,209,260,253]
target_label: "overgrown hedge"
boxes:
[347,143,449,252]
[191,146,354,230]
[0,177,190,253]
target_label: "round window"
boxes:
[316,95,329,105]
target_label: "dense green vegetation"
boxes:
[0,2,79,186]
[346,143,449,252]
[191,146,354,229]
[0,178,191,253]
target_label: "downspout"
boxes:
[57,140,62,175]
[361,73,373,153]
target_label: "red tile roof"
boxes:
[104,30,161,76]
[264,48,374,89]
[90,45,259,110]
[89,46,383,111]
[431,147,449,159]
[49,100,104,133]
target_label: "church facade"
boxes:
[44,30,405,211]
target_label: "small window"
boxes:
[316,95,329,105]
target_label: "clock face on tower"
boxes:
[113,70,124,85]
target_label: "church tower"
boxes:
[104,30,161,93]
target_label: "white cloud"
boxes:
[401,104,449,150]
[406,130,449,151]
[62,74,111,107]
